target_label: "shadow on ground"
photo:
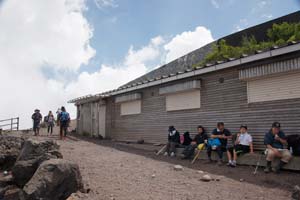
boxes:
[67,133,300,192]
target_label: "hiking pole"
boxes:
[253,151,264,175]
[156,145,167,156]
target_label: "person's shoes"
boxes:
[204,159,213,164]
[163,152,168,156]
[227,162,232,166]
[231,161,236,167]
[170,152,175,157]
[264,167,272,173]
[217,160,223,166]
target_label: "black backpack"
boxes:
[287,134,300,156]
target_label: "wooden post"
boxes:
[17,117,19,131]
[11,118,13,131]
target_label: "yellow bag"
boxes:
[197,143,205,150]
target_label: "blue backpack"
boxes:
[207,138,221,148]
[60,112,70,122]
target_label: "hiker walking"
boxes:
[31,109,42,136]
[46,111,55,136]
[58,106,70,140]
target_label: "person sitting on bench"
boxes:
[207,122,232,166]
[164,126,180,157]
[182,126,208,159]
[226,125,254,167]
[264,122,292,173]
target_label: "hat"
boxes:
[272,122,281,128]
[240,124,248,130]
[168,126,175,132]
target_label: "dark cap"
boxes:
[240,124,248,130]
[217,122,224,127]
[272,122,281,128]
[168,126,175,132]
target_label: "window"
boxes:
[247,71,300,103]
[166,90,201,111]
[120,100,141,115]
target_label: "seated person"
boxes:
[182,126,208,159]
[181,131,192,146]
[207,122,232,166]
[226,125,253,167]
[264,122,292,173]
[164,126,180,157]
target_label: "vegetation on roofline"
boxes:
[193,22,300,68]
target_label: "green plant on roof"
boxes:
[193,22,300,68]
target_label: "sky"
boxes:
[0,0,299,128]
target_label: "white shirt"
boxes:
[238,132,252,146]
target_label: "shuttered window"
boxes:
[166,90,201,111]
[247,71,300,103]
[120,100,141,115]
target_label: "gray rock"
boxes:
[292,185,300,200]
[22,159,83,200]
[2,186,22,200]
[173,165,183,171]
[0,135,24,170]
[12,139,62,187]
[200,175,212,182]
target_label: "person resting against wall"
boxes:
[226,125,254,167]
[182,126,208,159]
[206,122,232,166]
[164,126,180,157]
[264,122,292,173]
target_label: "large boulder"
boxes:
[0,135,24,170]
[12,139,62,187]
[22,159,83,200]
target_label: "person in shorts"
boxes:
[227,125,254,167]
[264,122,292,173]
[31,109,42,136]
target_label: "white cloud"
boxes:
[210,0,220,8]
[0,0,95,128]
[0,0,214,130]
[233,18,249,32]
[164,26,214,63]
[94,0,118,9]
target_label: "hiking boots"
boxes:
[170,152,175,157]
[264,161,272,173]
[217,160,223,166]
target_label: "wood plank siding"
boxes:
[105,55,300,150]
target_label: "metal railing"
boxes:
[0,117,19,131]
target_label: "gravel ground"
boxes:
[52,134,292,200]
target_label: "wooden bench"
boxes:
[193,151,300,171]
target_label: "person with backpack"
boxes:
[226,125,254,167]
[182,126,208,159]
[206,122,232,166]
[46,111,55,136]
[31,109,42,136]
[164,126,180,157]
[264,122,292,173]
[59,106,70,140]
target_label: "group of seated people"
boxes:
[164,122,295,173]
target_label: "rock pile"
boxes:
[0,134,83,200]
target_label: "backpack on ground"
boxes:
[287,134,300,156]
[60,112,70,122]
